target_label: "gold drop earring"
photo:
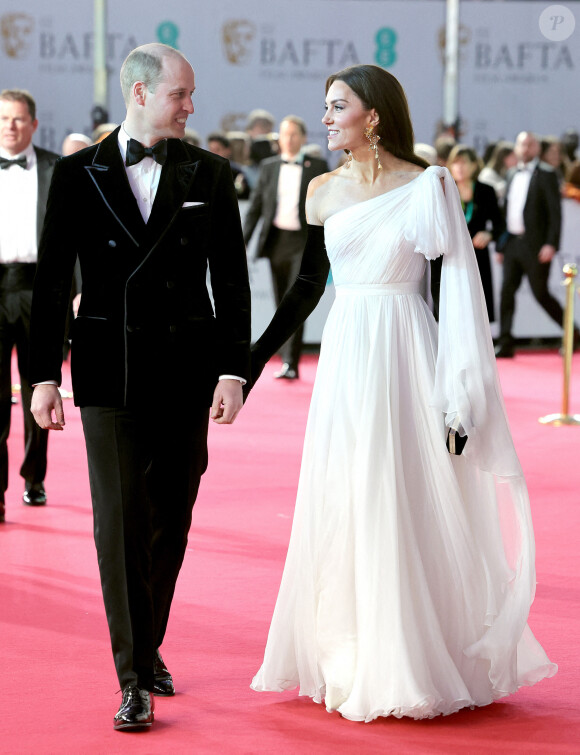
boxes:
[364,126,382,170]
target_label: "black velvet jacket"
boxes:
[30,129,251,408]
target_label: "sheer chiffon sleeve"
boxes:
[405,166,556,690]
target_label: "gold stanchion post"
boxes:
[539,263,580,426]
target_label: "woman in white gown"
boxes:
[249,65,556,722]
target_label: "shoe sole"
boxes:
[114,720,153,731]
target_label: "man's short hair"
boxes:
[207,132,231,150]
[0,88,36,120]
[120,43,187,105]
[280,115,307,137]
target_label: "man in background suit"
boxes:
[0,89,58,523]
[30,43,251,730]
[243,116,327,379]
[495,131,574,358]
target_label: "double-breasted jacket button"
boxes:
[166,280,176,289]
[180,237,188,246]
[169,324,177,334]
[108,239,117,247]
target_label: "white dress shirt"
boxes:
[273,156,302,231]
[119,123,245,385]
[118,123,162,223]
[506,158,538,235]
[0,142,38,263]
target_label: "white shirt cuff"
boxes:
[219,374,247,385]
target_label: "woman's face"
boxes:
[450,155,476,183]
[503,150,517,170]
[322,80,377,153]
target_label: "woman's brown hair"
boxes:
[326,64,429,170]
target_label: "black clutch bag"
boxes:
[446,426,468,455]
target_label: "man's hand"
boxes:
[31,384,65,431]
[211,379,243,424]
[538,244,556,263]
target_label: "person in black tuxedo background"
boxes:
[29,43,251,730]
[0,89,59,523]
[495,131,578,357]
[243,116,328,379]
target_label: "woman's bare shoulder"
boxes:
[306,169,343,224]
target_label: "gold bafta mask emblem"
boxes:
[0,13,34,59]
[222,20,256,65]
[437,24,471,65]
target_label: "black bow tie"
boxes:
[125,138,168,167]
[282,158,301,166]
[0,155,27,170]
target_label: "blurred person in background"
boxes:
[182,127,201,147]
[434,134,455,167]
[478,140,516,207]
[207,131,250,199]
[431,145,504,323]
[495,131,578,357]
[414,142,437,166]
[92,122,118,144]
[561,128,578,163]
[560,161,580,266]
[243,115,327,379]
[0,89,59,522]
[245,108,277,188]
[540,136,569,185]
[61,132,92,156]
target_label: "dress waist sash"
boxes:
[335,282,422,296]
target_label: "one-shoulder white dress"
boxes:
[251,166,556,721]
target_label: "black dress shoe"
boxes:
[22,482,46,506]
[494,343,515,359]
[274,363,299,380]
[114,686,154,730]
[153,649,175,696]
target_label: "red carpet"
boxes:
[1,352,579,753]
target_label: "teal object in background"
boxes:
[375,28,397,68]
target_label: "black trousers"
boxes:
[0,264,48,502]
[80,402,209,690]
[498,235,564,343]
[269,228,306,370]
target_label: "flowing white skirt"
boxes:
[251,285,556,721]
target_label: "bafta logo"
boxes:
[0,13,34,59]
[438,24,471,64]
[222,20,256,65]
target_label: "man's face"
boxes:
[515,133,539,164]
[0,99,37,155]
[278,120,305,158]
[140,55,196,141]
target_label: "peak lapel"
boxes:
[84,130,144,247]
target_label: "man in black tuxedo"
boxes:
[495,131,568,357]
[29,43,251,730]
[0,89,58,523]
[243,116,328,379]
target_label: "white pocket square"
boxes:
[182,201,205,208]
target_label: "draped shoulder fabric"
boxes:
[251,166,556,721]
